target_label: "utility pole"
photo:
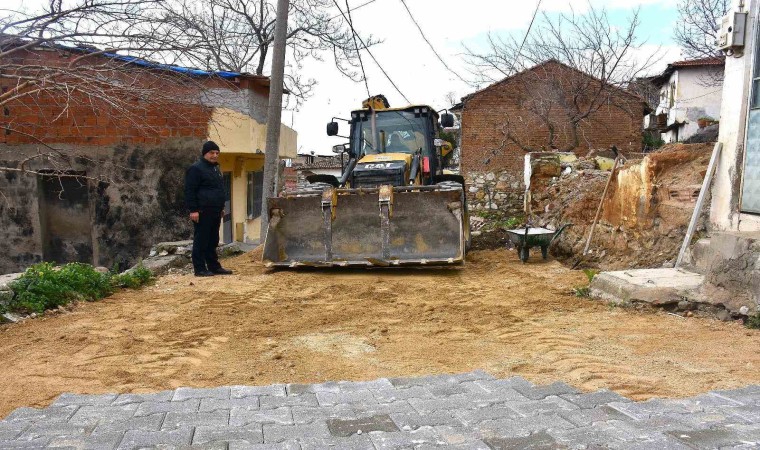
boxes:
[259,0,290,242]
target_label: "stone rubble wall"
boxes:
[464,171,524,215]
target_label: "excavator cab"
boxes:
[262,98,469,268]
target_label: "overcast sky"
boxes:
[4,0,683,156]
[291,0,681,155]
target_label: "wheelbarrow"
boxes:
[506,224,572,263]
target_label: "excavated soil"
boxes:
[2,249,760,418]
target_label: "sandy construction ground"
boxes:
[1,249,759,418]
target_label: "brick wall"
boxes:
[460,61,644,211]
[0,48,226,147]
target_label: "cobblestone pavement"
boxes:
[1,371,759,449]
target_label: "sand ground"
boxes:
[1,249,759,418]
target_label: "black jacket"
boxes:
[185,158,225,212]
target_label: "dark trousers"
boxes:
[192,208,223,273]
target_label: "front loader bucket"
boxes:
[262,185,466,268]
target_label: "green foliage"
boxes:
[643,132,664,150]
[438,130,458,147]
[746,313,760,330]
[112,265,153,289]
[582,269,599,283]
[475,210,523,231]
[573,286,591,297]
[5,262,152,315]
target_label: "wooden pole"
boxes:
[675,142,722,268]
[582,156,620,256]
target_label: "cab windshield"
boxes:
[351,110,430,157]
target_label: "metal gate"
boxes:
[742,30,760,213]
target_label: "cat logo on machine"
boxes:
[362,162,395,169]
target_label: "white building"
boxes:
[645,58,725,143]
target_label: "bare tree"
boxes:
[674,0,729,59]
[462,4,659,155]
[160,0,379,105]
[0,0,224,182]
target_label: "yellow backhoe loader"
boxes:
[262,95,470,267]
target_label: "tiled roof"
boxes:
[670,57,725,67]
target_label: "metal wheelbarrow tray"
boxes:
[506,224,571,263]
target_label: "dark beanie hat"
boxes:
[202,141,220,155]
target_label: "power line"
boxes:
[330,0,411,103]
[344,0,370,97]
[397,0,468,85]
[327,0,378,21]
[516,0,542,62]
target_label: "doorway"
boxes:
[38,172,93,264]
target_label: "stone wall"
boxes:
[464,170,524,215]
[0,139,202,274]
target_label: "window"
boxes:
[247,171,264,219]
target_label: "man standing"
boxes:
[184,141,233,277]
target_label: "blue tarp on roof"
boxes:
[102,53,243,79]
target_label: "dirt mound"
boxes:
[531,143,713,269]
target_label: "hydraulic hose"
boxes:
[409,154,420,184]
[338,157,357,186]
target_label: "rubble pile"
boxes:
[530,143,714,270]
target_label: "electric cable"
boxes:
[344,0,371,97]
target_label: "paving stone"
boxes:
[316,390,376,406]
[712,386,760,406]
[232,385,287,398]
[389,371,493,389]
[608,398,687,420]
[51,393,118,407]
[299,434,375,450]
[339,379,394,392]
[454,405,522,426]
[473,377,534,393]
[228,442,301,450]
[368,426,443,449]
[111,390,174,405]
[199,396,260,412]
[161,409,229,429]
[291,404,357,424]
[260,393,318,409]
[0,436,52,448]
[351,400,416,417]
[4,406,79,423]
[416,441,490,450]
[430,425,486,446]
[67,404,138,427]
[560,389,631,409]
[371,386,435,403]
[326,414,399,437]
[475,413,575,438]
[172,386,230,401]
[667,427,746,448]
[47,431,124,449]
[91,413,164,434]
[230,407,293,427]
[0,421,29,440]
[389,410,463,430]
[558,405,633,427]
[482,430,559,450]
[117,426,193,449]
[513,382,580,401]
[718,405,760,423]
[193,424,264,445]
[263,422,331,443]
[16,422,93,440]
[287,382,340,396]
[428,383,468,397]
[509,395,581,416]
[408,395,487,413]
[134,398,200,416]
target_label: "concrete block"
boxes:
[161,410,229,430]
[299,434,375,450]
[514,381,580,400]
[0,437,53,448]
[482,430,558,449]
[91,413,164,434]
[338,378,394,392]
[368,427,442,449]
[232,384,287,398]
[228,442,300,450]
[193,425,264,445]
[67,404,138,427]
[591,268,704,305]
[172,386,230,401]
[560,389,631,409]
[475,413,575,437]
[0,421,29,441]
[316,390,376,406]
[559,405,634,427]
[117,426,194,449]
[371,386,435,403]
[229,407,293,427]
[287,382,340,396]
[510,395,581,416]
[408,395,486,413]
[199,397,260,412]
[47,432,123,450]
[260,393,318,409]
[389,410,463,430]
[353,400,416,417]
[454,406,522,426]
[326,414,399,437]
[666,427,745,448]
[112,390,174,405]
[263,422,331,443]
[4,406,79,423]
[291,405,357,425]
[134,398,200,416]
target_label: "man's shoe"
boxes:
[194,270,214,277]
[211,267,233,275]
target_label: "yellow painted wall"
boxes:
[218,154,265,243]
[207,108,297,158]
